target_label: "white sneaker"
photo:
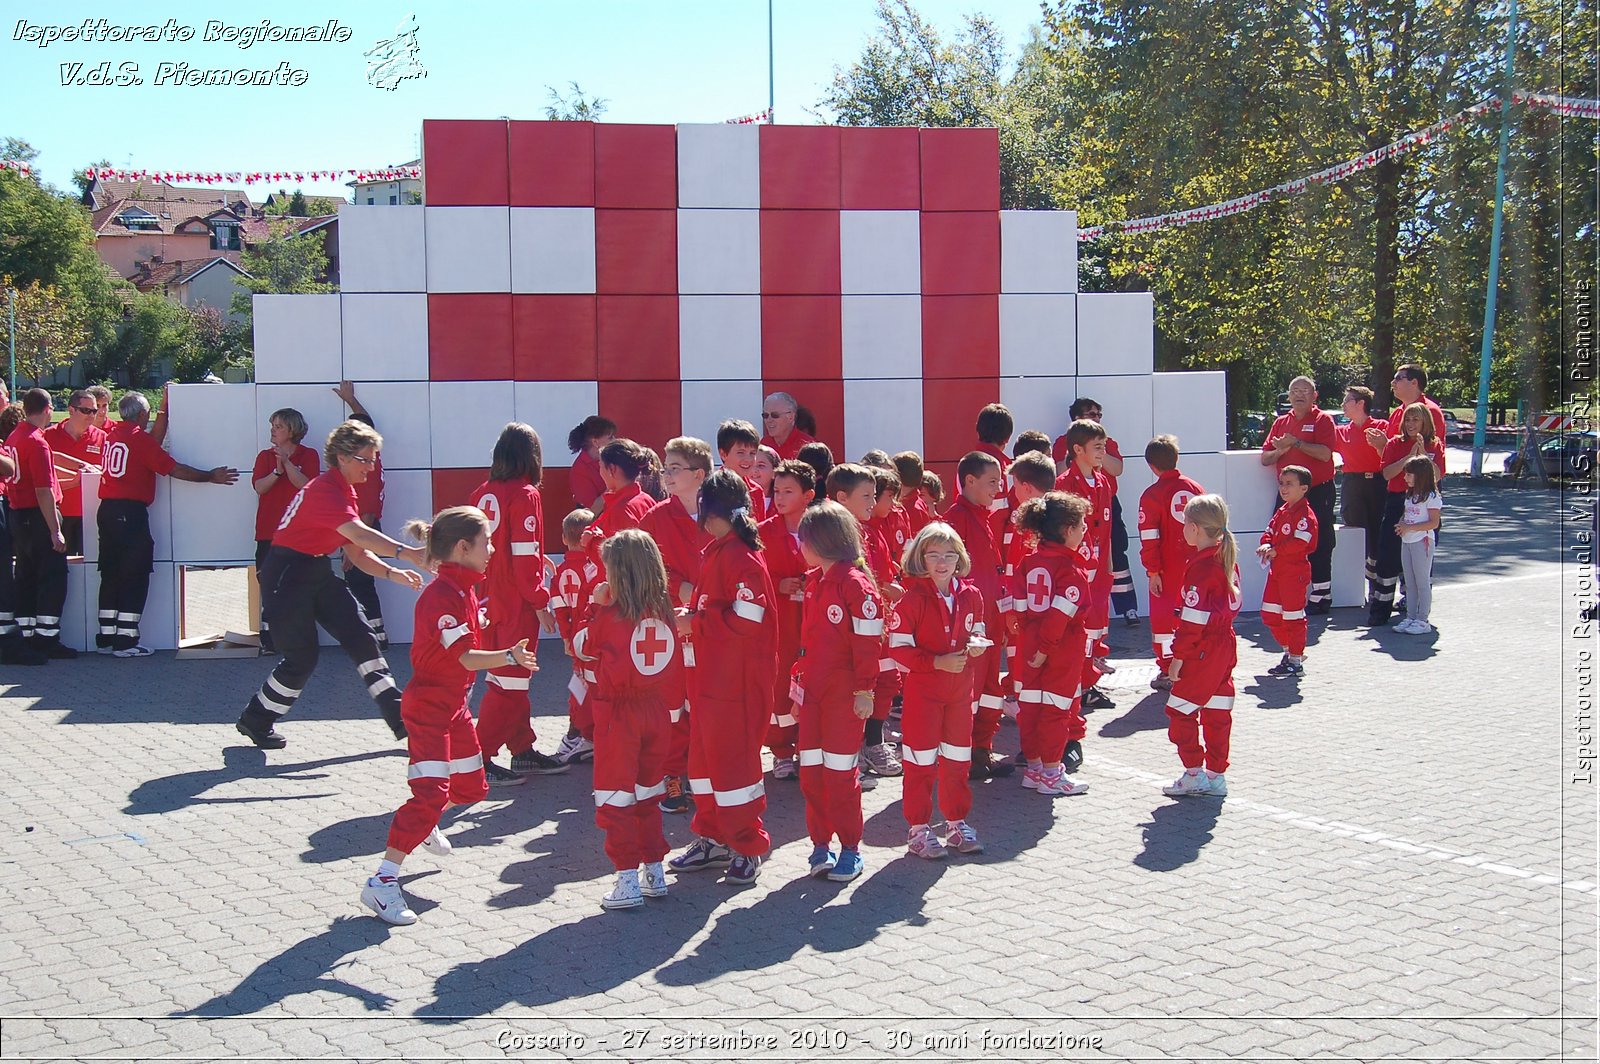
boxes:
[1021,766,1044,791]
[639,862,668,898]
[1204,771,1228,797]
[771,756,798,780]
[1163,768,1209,797]
[1406,620,1432,634]
[601,869,643,910]
[1036,770,1089,796]
[113,645,154,658]
[907,824,947,860]
[421,825,452,856]
[361,876,418,925]
[555,734,595,764]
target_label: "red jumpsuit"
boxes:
[639,496,711,778]
[687,535,778,857]
[1011,543,1091,765]
[469,476,551,760]
[862,518,901,721]
[1260,497,1317,657]
[1138,469,1205,670]
[386,562,490,854]
[551,548,601,739]
[795,563,884,851]
[1055,463,1113,684]
[573,605,686,870]
[904,493,934,536]
[940,496,1010,749]
[758,514,808,758]
[887,575,983,825]
[579,482,655,583]
[1167,547,1241,774]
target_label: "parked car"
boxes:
[1503,431,1597,479]
[1442,411,1469,442]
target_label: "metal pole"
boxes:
[768,0,775,123]
[1471,0,1519,476]
[7,286,15,401]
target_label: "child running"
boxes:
[1162,494,1241,799]
[1258,465,1317,676]
[361,506,538,925]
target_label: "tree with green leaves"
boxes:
[544,82,608,121]
[1,275,90,381]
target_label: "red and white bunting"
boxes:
[0,160,34,175]
[79,165,421,187]
[726,108,773,125]
[1514,91,1600,120]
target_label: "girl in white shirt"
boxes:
[1395,456,1443,634]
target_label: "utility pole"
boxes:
[1471,0,1520,476]
[7,286,15,401]
[768,0,776,123]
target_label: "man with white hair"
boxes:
[760,391,815,462]
[1260,375,1338,613]
[97,391,239,656]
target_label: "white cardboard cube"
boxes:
[252,294,342,384]
[341,294,430,381]
[509,207,597,294]
[373,469,431,644]
[1152,371,1227,455]
[844,378,923,460]
[429,382,515,469]
[168,383,258,468]
[1238,549,1269,614]
[842,295,922,379]
[345,382,431,470]
[61,559,90,652]
[1076,292,1154,376]
[997,376,1080,444]
[170,478,257,564]
[255,385,348,456]
[840,211,920,295]
[677,124,760,208]
[338,204,426,293]
[1000,210,1078,294]
[999,294,1077,378]
[1330,525,1365,607]
[679,296,762,381]
[1222,449,1282,532]
[1174,450,1228,499]
[677,209,760,295]
[149,478,174,563]
[424,206,511,293]
[80,562,178,650]
[512,381,599,468]
[681,380,765,451]
[1075,375,1155,456]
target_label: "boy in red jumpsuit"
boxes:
[1257,465,1317,676]
[863,466,909,776]
[1054,419,1116,711]
[550,509,598,765]
[759,460,815,779]
[1137,435,1205,687]
[891,451,933,535]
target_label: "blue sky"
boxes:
[4,1,1049,200]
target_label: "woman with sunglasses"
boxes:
[235,419,428,751]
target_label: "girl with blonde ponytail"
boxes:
[1161,494,1242,800]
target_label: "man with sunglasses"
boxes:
[759,392,815,462]
[42,390,107,555]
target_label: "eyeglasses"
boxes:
[761,411,788,420]
[344,454,377,466]
[924,551,960,565]
[662,464,693,474]
[72,406,96,415]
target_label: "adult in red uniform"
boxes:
[1388,363,1450,451]
[360,507,536,926]
[667,472,778,885]
[1137,435,1205,680]
[1259,376,1338,613]
[760,391,815,462]
[1162,495,1241,799]
[793,502,884,882]
[759,459,815,778]
[566,415,616,513]
[236,420,427,750]
[471,423,566,781]
[1055,420,1116,708]
[337,383,389,647]
[4,390,71,660]
[41,390,105,555]
[572,530,686,910]
[98,391,238,655]
[0,399,30,664]
[941,451,1015,778]
[251,407,319,653]
[1333,385,1390,610]
[1258,467,1318,674]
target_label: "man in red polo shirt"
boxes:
[42,389,106,556]
[97,391,239,656]
[1388,363,1448,459]
[1260,376,1338,613]
[760,391,815,462]
[4,389,71,662]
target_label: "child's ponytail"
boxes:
[1217,529,1240,598]
[698,469,763,551]
[403,506,490,563]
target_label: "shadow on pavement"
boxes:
[125,747,399,816]
[1097,690,1170,739]
[1133,797,1224,872]
[1239,673,1304,710]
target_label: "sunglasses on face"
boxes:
[761,411,789,419]
[72,406,96,415]
[345,454,377,466]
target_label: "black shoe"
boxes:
[1010,749,1029,766]
[510,749,570,775]
[660,776,692,814]
[1267,653,1293,675]
[1081,687,1115,711]
[1064,740,1083,775]
[1366,612,1390,627]
[1306,601,1330,616]
[381,705,407,740]
[484,759,527,787]
[42,640,78,660]
[236,712,287,749]
[968,749,1015,780]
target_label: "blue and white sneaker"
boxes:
[725,853,762,886]
[807,846,837,878]
[827,848,864,882]
[668,837,731,873]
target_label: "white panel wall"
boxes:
[1152,371,1227,455]
[1331,526,1365,607]
[997,375,1078,443]
[169,479,257,564]
[681,380,765,451]
[1175,450,1228,498]
[348,382,431,470]
[167,383,259,563]
[677,209,760,295]
[61,559,91,652]
[253,294,342,384]
[372,469,432,644]
[149,477,174,563]
[509,208,597,294]
[1000,210,1078,294]
[1237,549,1269,615]
[842,295,922,379]
[338,204,426,293]
[512,381,599,468]
[844,379,923,461]
[424,206,511,293]
[1076,375,1154,456]
[999,294,1076,378]
[80,563,178,651]
[677,124,760,208]
[1223,450,1281,532]
[679,296,761,381]
[429,382,515,469]
[1077,292,1154,376]
[839,211,920,295]
[254,385,347,454]
[340,294,430,382]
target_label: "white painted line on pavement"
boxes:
[1094,755,1594,895]
[1434,569,1563,591]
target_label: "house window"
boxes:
[367,197,375,205]
[389,195,398,205]
[209,223,240,251]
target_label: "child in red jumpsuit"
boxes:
[795,500,886,883]
[1162,494,1241,799]
[759,459,816,779]
[667,471,779,885]
[1258,465,1317,677]
[579,438,658,581]
[1012,492,1094,796]
[550,509,598,765]
[888,522,988,859]
[1055,419,1116,711]
[1137,435,1205,688]
[361,506,539,926]
[572,529,687,910]
[863,466,908,777]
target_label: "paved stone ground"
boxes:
[1,477,1593,1062]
